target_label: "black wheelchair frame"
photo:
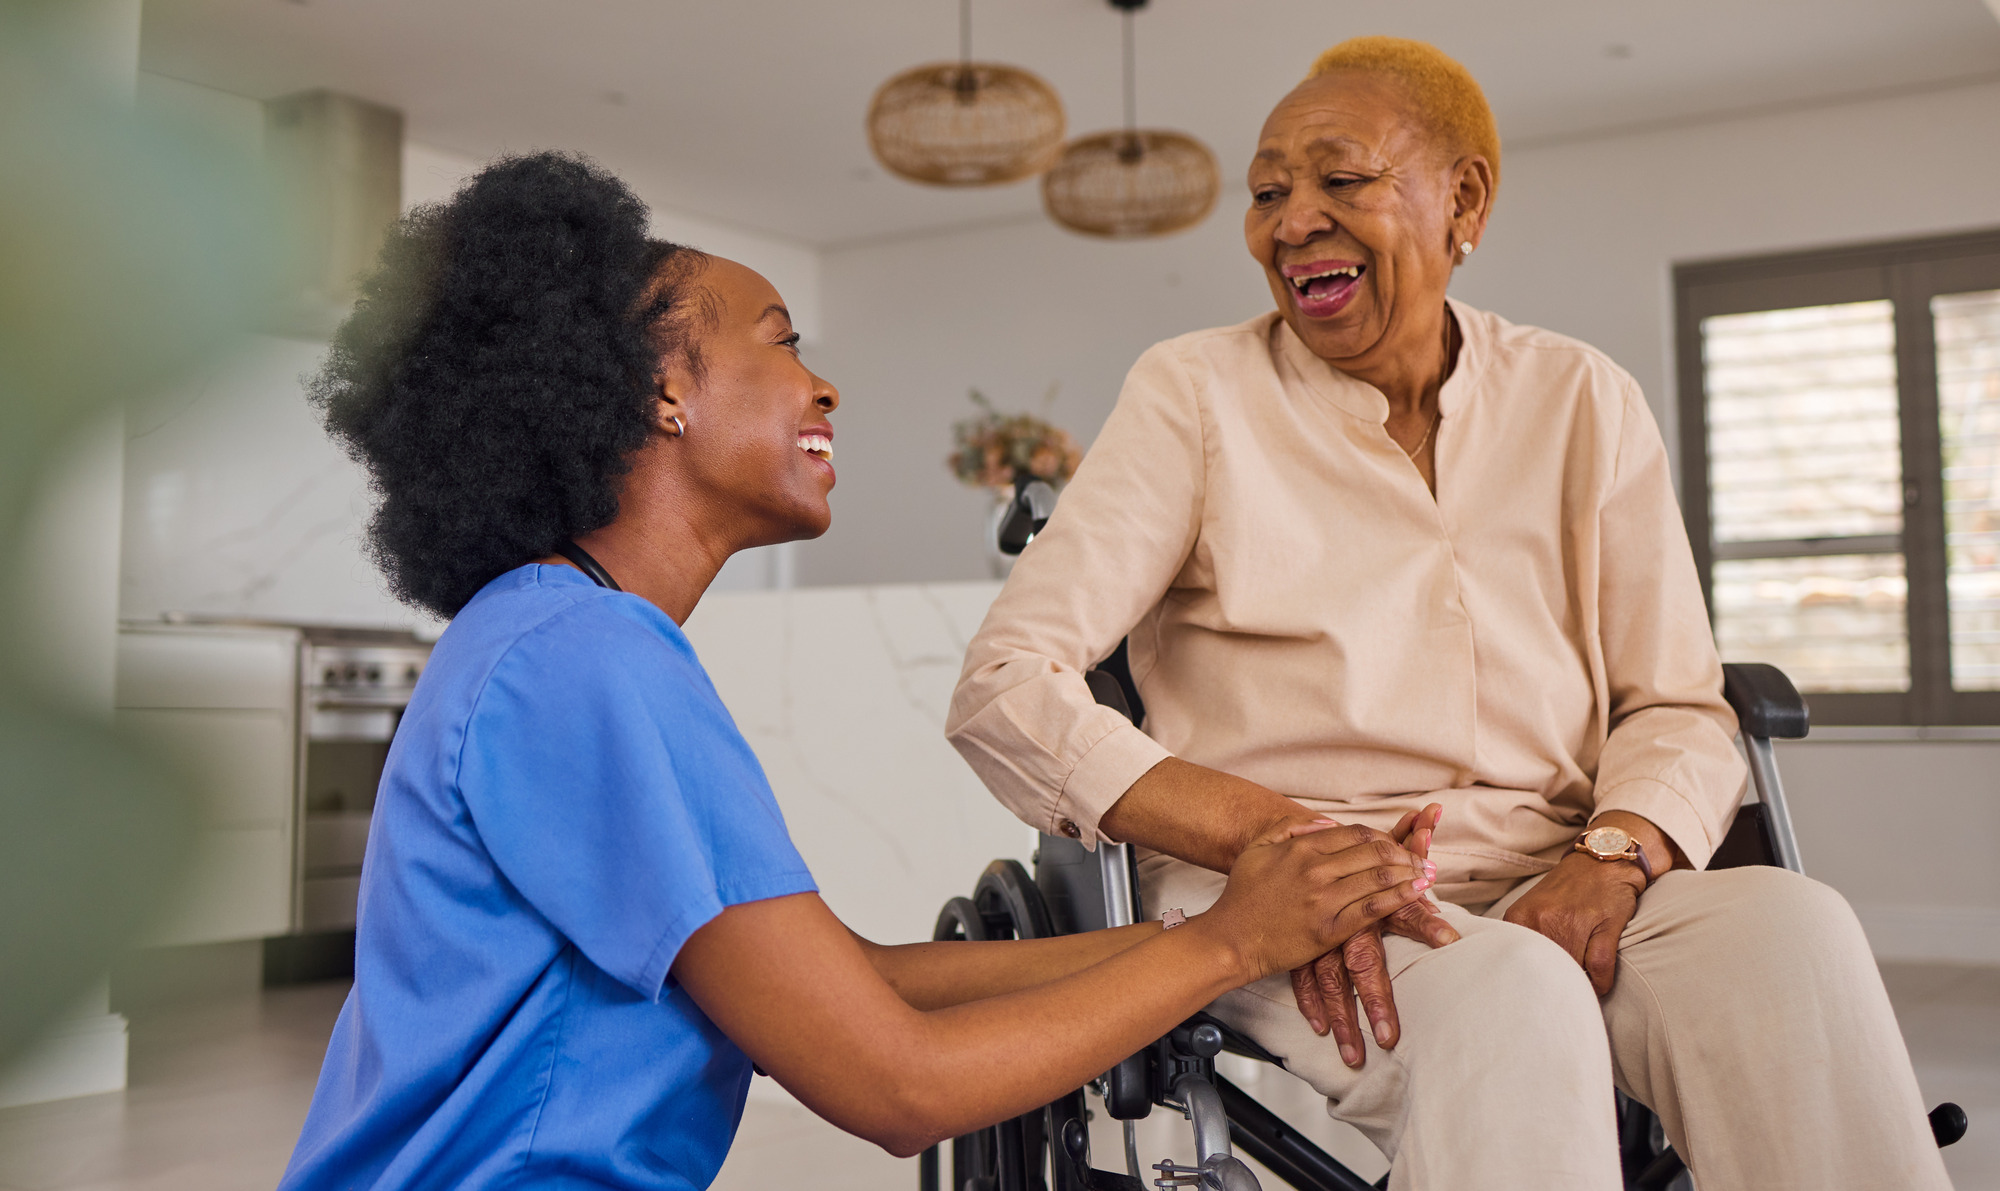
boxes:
[919,655,1968,1191]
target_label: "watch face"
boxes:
[1583,826,1632,857]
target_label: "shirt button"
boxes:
[1059,819,1082,839]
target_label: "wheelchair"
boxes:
[919,647,1970,1191]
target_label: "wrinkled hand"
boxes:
[1205,820,1435,985]
[1501,851,1644,995]
[1289,804,1459,1068]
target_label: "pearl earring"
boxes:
[1459,241,1474,256]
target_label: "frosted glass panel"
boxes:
[1935,288,2000,691]
[1711,553,1907,692]
[1702,301,1902,543]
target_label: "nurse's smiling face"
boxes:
[658,257,841,546]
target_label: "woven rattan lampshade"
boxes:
[1042,130,1219,238]
[867,62,1065,187]
[1043,0,1220,239]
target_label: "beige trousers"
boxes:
[1142,859,1953,1191]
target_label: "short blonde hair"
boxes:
[1306,37,1500,194]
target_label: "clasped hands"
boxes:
[1277,805,1663,1070]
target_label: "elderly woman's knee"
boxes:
[1691,866,1870,968]
[1445,922,1602,1042]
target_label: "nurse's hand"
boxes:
[671,830,1431,1160]
[1289,804,1459,1068]
[1201,819,1438,984]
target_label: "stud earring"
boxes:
[1459,241,1474,256]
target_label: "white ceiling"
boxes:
[140,0,2000,249]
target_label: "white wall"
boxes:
[1777,737,2000,963]
[120,334,424,630]
[680,582,1028,948]
[801,213,1269,586]
[119,75,825,628]
[800,77,2000,959]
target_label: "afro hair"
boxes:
[1306,37,1500,197]
[309,151,708,619]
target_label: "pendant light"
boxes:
[866,0,1066,187]
[1042,0,1219,239]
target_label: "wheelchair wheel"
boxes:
[935,896,994,944]
[975,859,1056,943]
[921,861,1056,1191]
[929,897,1005,1190]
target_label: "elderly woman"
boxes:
[947,37,1949,1190]
[276,152,1437,1191]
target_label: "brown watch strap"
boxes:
[1627,841,1655,885]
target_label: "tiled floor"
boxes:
[0,965,1991,1190]
[1880,964,2000,1190]
[0,984,341,1191]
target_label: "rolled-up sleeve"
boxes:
[945,342,1204,844]
[1590,381,1748,869]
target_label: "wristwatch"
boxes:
[1574,825,1655,885]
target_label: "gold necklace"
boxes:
[1403,407,1440,459]
[1399,314,1456,459]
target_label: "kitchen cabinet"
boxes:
[115,625,299,946]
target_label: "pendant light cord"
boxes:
[1121,7,1136,135]
[960,0,972,67]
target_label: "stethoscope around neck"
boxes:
[553,540,621,591]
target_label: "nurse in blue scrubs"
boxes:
[277,152,1443,1191]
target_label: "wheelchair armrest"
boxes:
[1721,662,1809,740]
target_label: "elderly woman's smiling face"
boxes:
[1245,70,1491,373]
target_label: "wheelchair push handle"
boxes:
[996,475,1059,556]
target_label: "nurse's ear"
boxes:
[654,378,688,440]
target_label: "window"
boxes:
[1676,229,2000,725]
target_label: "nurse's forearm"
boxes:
[854,924,1160,1010]
[675,829,1428,1158]
[1099,756,1318,873]
[679,893,1252,1158]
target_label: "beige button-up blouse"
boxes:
[945,300,1746,905]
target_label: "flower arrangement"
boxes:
[948,388,1084,492]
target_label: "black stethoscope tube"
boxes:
[554,541,621,591]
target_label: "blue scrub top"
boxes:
[280,564,816,1191]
